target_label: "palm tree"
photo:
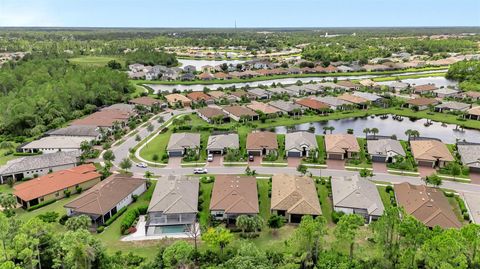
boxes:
[363,128,371,139]
[328,126,335,134]
[371,128,379,139]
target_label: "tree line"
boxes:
[446,60,480,91]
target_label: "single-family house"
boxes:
[410,139,454,168]
[129,96,166,110]
[180,73,196,81]
[183,65,196,72]
[197,107,229,123]
[338,93,369,109]
[467,106,480,120]
[21,136,94,154]
[389,81,410,92]
[269,100,304,116]
[413,84,437,94]
[352,91,383,105]
[463,91,480,101]
[433,88,460,98]
[405,97,439,110]
[47,125,102,140]
[315,96,351,110]
[434,101,471,113]
[14,164,101,209]
[145,175,199,236]
[367,139,406,163]
[285,131,318,158]
[394,182,462,229]
[246,131,278,156]
[222,105,259,121]
[197,72,214,81]
[210,175,259,221]
[331,175,385,223]
[166,133,201,157]
[0,151,80,184]
[295,98,330,114]
[457,143,480,173]
[186,92,215,105]
[359,79,379,88]
[71,108,133,130]
[64,174,146,226]
[336,80,360,90]
[247,88,271,100]
[270,174,322,223]
[462,192,480,224]
[325,134,360,160]
[247,101,281,117]
[165,94,192,107]
[206,134,239,155]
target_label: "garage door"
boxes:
[248,150,261,156]
[168,151,183,157]
[287,151,302,158]
[418,160,434,167]
[372,156,387,163]
[470,167,480,173]
[328,153,343,160]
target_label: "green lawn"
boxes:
[198,181,213,227]
[372,72,446,82]
[377,186,394,209]
[0,142,19,165]
[69,56,125,67]
[316,181,333,224]
[447,196,468,225]
[140,128,172,163]
[257,179,271,220]
[346,138,372,168]
[0,184,13,194]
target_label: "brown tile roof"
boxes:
[230,90,248,98]
[165,94,191,104]
[406,97,439,107]
[186,92,213,102]
[64,174,145,216]
[414,84,437,92]
[325,134,360,153]
[394,182,462,229]
[223,105,258,117]
[295,98,330,110]
[464,91,480,99]
[14,164,100,201]
[468,106,480,116]
[207,91,226,99]
[271,174,322,216]
[247,101,280,115]
[410,140,454,162]
[71,109,131,128]
[338,93,369,104]
[209,175,259,214]
[198,72,214,80]
[213,72,229,79]
[197,107,227,119]
[129,96,161,107]
[246,131,278,150]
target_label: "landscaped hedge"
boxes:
[27,199,56,211]
[105,206,128,226]
[120,205,148,234]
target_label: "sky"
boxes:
[0,0,479,28]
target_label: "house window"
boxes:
[55,192,60,197]
[40,197,44,202]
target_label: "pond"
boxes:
[178,59,245,69]
[273,114,480,144]
[146,70,448,93]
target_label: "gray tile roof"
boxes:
[269,100,302,112]
[285,132,318,152]
[463,192,480,224]
[0,151,80,175]
[207,134,239,151]
[47,125,100,138]
[435,101,471,111]
[148,175,199,214]
[315,96,350,107]
[247,88,270,97]
[457,144,480,168]
[166,133,201,151]
[331,175,385,216]
[352,91,382,102]
[433,88,459,95]
[367,139,406,157]
[21,136,94,150]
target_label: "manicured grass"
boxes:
[447,196,468,225]
[347,138,372,168]
[257,179,271,220]
[377,186,394,209]
[140,128,172,163]
[198,181,214,228]
[0,142,19,165]
[316,181,333,225]
[69,56,125,67]
[316,135,326,162]
[14,194,80,225]
[0,184,13,194]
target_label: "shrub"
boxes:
[37,211,60,223]
[96,226,105,233]
[331,211,345,224]
[27,199,56,211]
[76,186,83,194]
[385,185,393,193]
[152,154,159,161]
[59,214,69,225]
[120,205,148,234]
[64,189,71,198]
[132,194,139,202]
[105,206,128,226]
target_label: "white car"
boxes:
[207,154,214,162]
[193,168,208,174]
[136,162,148,168]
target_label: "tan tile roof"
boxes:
[406,97,439,106]
[325,134,360,153]
[246,131,278,150]
[247,101,280,114]
[186,92,213,101]
[64,174,145,216]
[209,175,259,214]
[207,91,226,99]
[129,96,161,106]
[71,109,131,128]
[414,84,437,92]
[197,107,227,119]
[165,93,191,104]
[223,105,258,117]
[410,140,454,162]
[465,91,480,99]
[338,93,368,104]
[14,164,100,201]
[394,182,461,229]
[295,98,330,110]
[271,174,322,216]
[468,106,480,116]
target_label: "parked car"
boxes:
[136,162,148,168]
[249,155,254,162]
[207,154,214,162]
[193,168,208,174]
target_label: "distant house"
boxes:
[206,134,239,155]
[285,131,318,158]
[467,106,480,120]
[197,107,229,123]
[394,182,462,229]
[166,133,201,157]
[247,101,281,117]
[433,88,459,98]
[165,94,192,107]
[145,175,199,236]
[352,91,383,104]
[413,84,437,94]
[247,88,271,100]
[180,73,196,81]
[246,131,278,156]
[336,80,359,90]
[222,105,259,121]
[64,174,146,226]
[367,139,406,163]
[210,175,259,221]
[325,134,360,160]
[338,93,369,109]
[332,175,385,223]
[71,106,134,130]
[405,97,439,110]
[389,81,410,91]
[463,91,480,101]
[129,96,166,110]
[0,151,80,184]
[295,98,330,113]
[315,96,351,110]
[410,140,454,168]
[197,72,214,81]
[270,174,322,223]
[47,125,102,140]
[269,100,303,115]
[457,143,480,173]
[183,65,197,72]
[21,136,94,154]
[434,101,471,113]
[186,92,215,105]
[359,79,379,88]
[14,164,101,209]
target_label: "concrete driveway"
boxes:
[372,162,388,173]
[327,159,346,170]
[167,157,182,168]
[248,156,262,166]
[469,172,480,184]
[418,166,436,178]
[206,154,223,167]
[287,157,302,167]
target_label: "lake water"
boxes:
[178,59,245,69]
[273,114,479,144]
[146,70,448,93]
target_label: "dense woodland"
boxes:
[446,60,480,91]
[0,55,134,138]
[0,207,479,269]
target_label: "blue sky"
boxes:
[0,0,478,27]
